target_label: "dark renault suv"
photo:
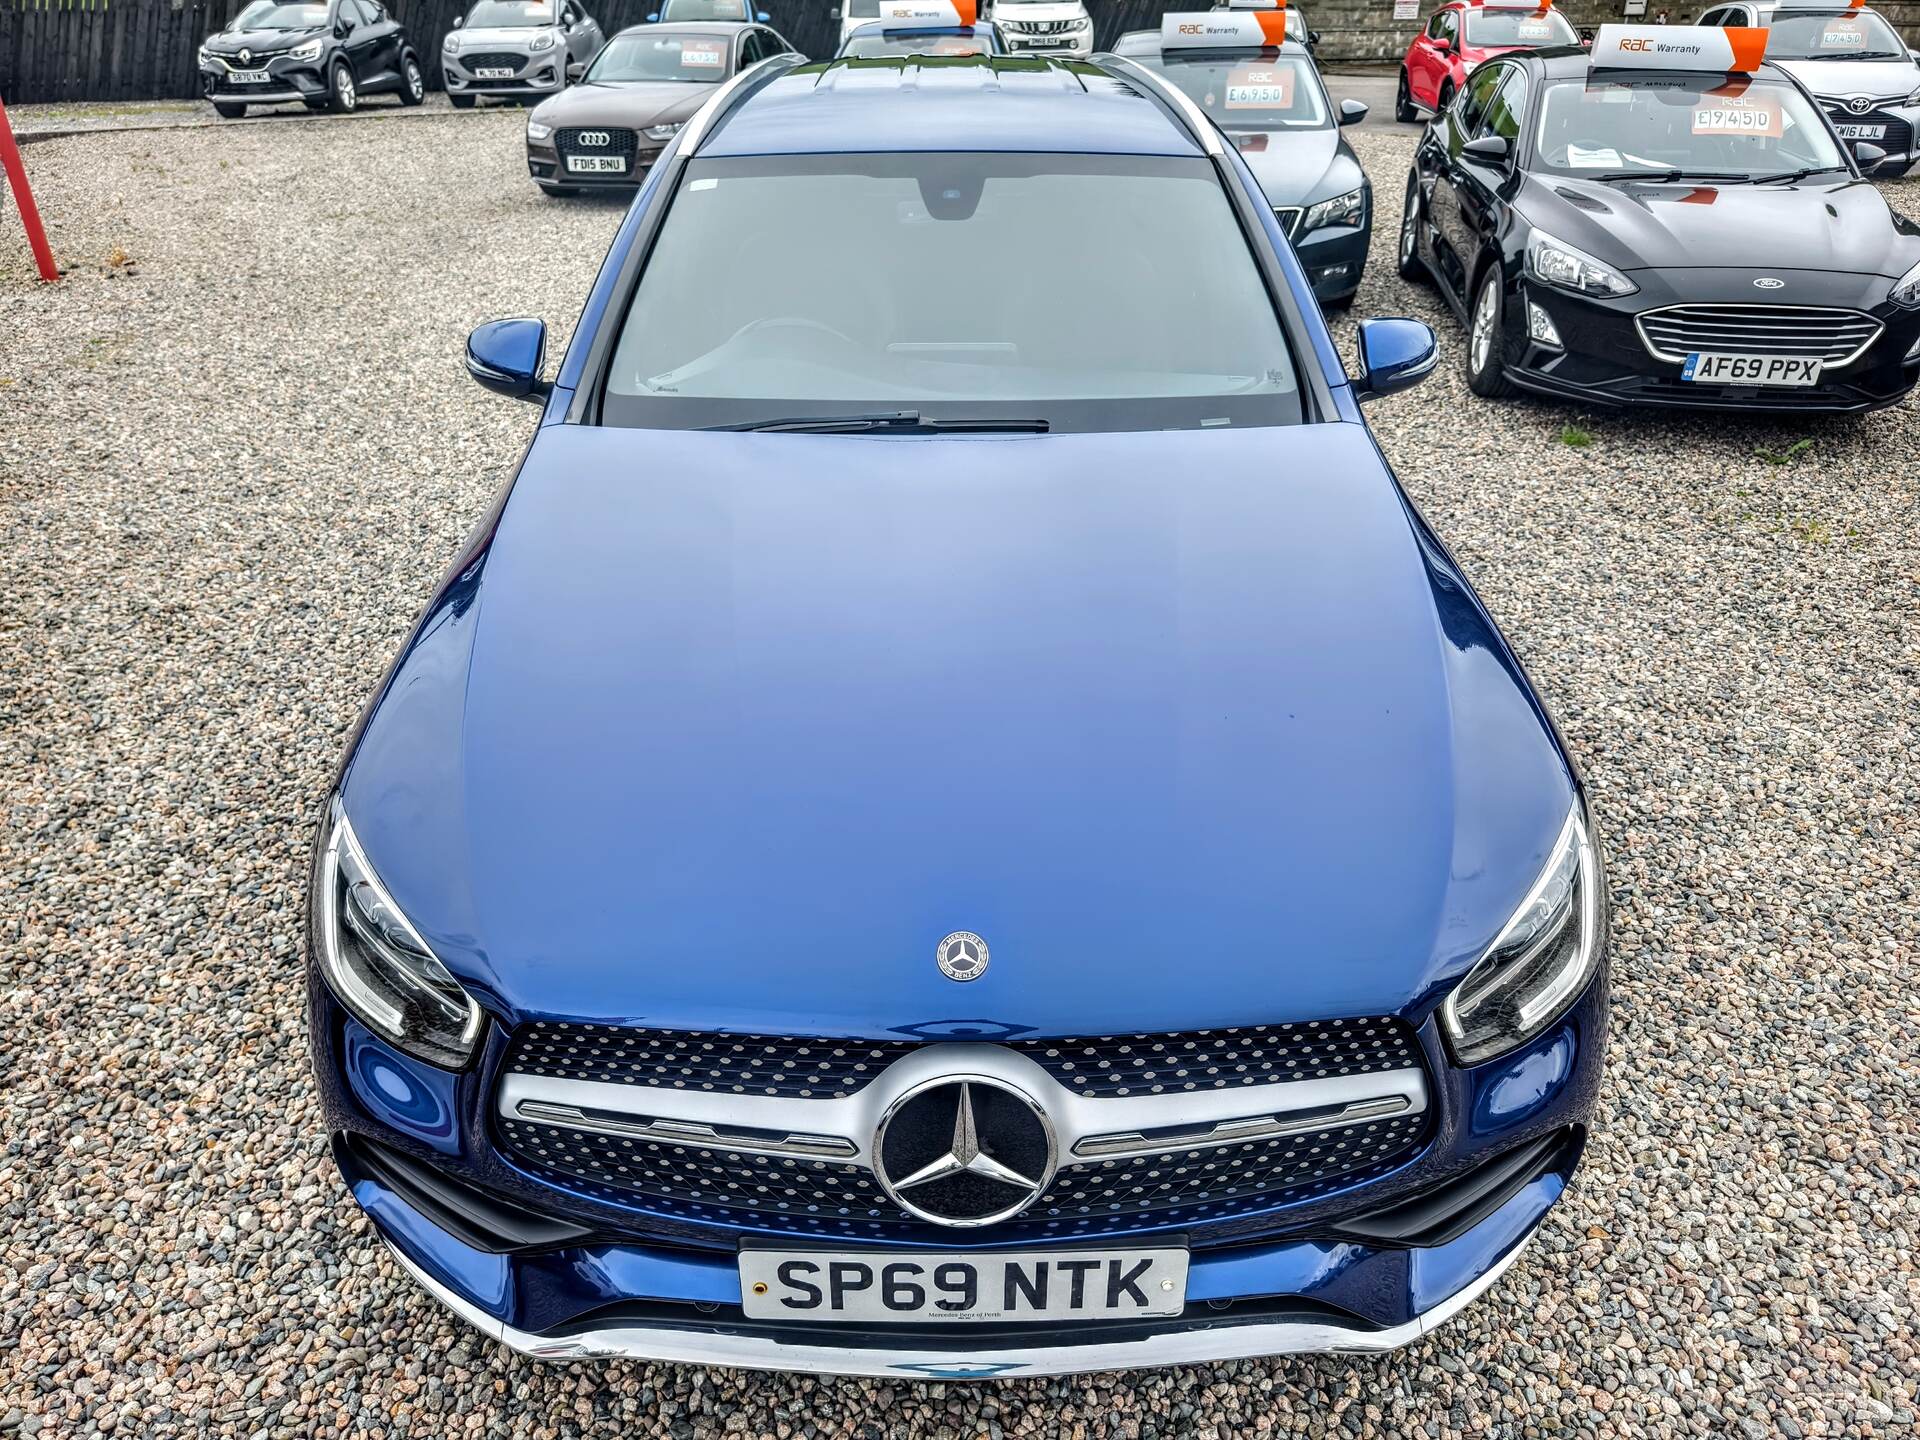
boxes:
[199,0,426,118]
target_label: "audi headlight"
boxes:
[1892,256,1920,307]
[1303,186,1365,233]
[1441,805,1603,1067]
[526,119,553,140]
[311,798,482,1069]
[288,37,324,60]
[644,121,684,140]
[1526,230,1636,298]
[530,30,556,50]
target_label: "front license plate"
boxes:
[1681,352,1821,386]
[739,1247,1189,1324]
[229,69,270,83]
[474,66,516,79]
[1836,123,1886,139]
[566,155,627,173]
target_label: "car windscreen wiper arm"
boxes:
[1747,165,1850,184]
[708,410,1052,434]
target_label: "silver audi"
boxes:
[443,0,604,107]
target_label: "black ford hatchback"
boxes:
[199,0,426,118]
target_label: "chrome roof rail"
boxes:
[678,50,808,156]
[1093,52,1224,158]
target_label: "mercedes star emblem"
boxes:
[936,930,988,982]
[873,1076,1055,1226]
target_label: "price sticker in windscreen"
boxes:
[1691,95,1782,137]
[1820,18,1866,48]
[1225,62,1294,109]
[1516,18,1553,39]
[680,41,726,69]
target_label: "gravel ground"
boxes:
[2,105,1917,1438]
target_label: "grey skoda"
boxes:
[443,0,605,107]
[524,21,796,194]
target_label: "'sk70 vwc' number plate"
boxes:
[739,1247,1189,1324]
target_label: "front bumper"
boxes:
[200,59,328,104]
[1294,217,1369,304]
[445,50,566,96]
[1001,30,1092,59]
[526,134,666,188]
[1503,269,1920,413]
[313,956,1606,1374]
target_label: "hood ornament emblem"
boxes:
[873,1076,1055,1226]
[1753,277,1785,289]
[240,47,251,62]
[935,930,988,981]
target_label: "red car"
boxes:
[1395,0,1578,120]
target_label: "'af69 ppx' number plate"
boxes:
[739,1247,1189,1324]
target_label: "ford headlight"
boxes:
[1891,256,1920,307]
[1526,230,1636,297]
[1441,806,1603,1067]
[288,37,324,60]
[530,30,556,50]
[1303,187,1365,233]
[443,31,461,52]
[526,119,553,140]
[644,121,684,140]
[311,798,483,1069]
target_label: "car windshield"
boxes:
[841,31,994,56]
[604,152,1302,431]
[464,0,556,26]
[232,1,328,29]
[661,0,748,17]
[586,30,732,81]
[1138,52,1329,130]
[1764,10,1908,60]
[1533,75,1847,179]
[1462,8,1577,46]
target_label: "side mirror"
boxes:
[757,8,770,17]
[1855,140,1888,169]
[451,12,462,23]
[1308,28,1321,43]
[1354,318,1438,402]
[646,9,658,18]
[1339,98,1368,126]
[335,19,352,35]
[467,318,551,402]
[830,5,841,16]
[1462,134,1510,164]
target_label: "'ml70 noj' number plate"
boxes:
[739,1247,1189,1324]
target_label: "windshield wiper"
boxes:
[1748,164,1850,184]
[1586,169,1753,183]
[707,410,1051,434]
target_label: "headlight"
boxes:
[311,798,483,1069]
[443,32,461,52]
[1905,85,1920,106]
[288,38,324,61]
[1066,15,1090,28]
[1526,230,1636,298]
[1303,187,1365,233]
[1892,257,1920,307]
[1441,805,1603,1067]
[198,45,215,67]
[526,119,553,140]
[530,30,556,50]
[644,121,684,140]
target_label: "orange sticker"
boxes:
[1691,96,1781,136]
[1225,61,1295,108]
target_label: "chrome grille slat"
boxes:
[1635,303,1883,366]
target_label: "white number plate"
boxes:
[740,1247,1189,1324]
[1836,122,1886,139]
[229,68,270,83]
[475,66,516,79]
[566,155,628,173]
[1681,352,1821,386]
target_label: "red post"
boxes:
[0,96,60,283]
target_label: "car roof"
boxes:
[700,56,1203,157]
[613,19,757,37]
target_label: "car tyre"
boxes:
[1467,263,1517,398]
[213,101,248,119]
[1437,79,1455,114]
[398,51,425,106]
[1397,173,1429,283]
[1395,70,1417,123]
[327,60,358,113]
[449,91,477,108]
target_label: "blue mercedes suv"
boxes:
[309,41,1609,1378]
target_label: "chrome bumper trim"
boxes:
[380,1234,1530,1377]
[209,89,307,103]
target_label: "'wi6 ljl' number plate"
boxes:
[739,1247,1189,1324]
[1682,353,1820,386]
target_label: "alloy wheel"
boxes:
[1471,274,1499,375]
